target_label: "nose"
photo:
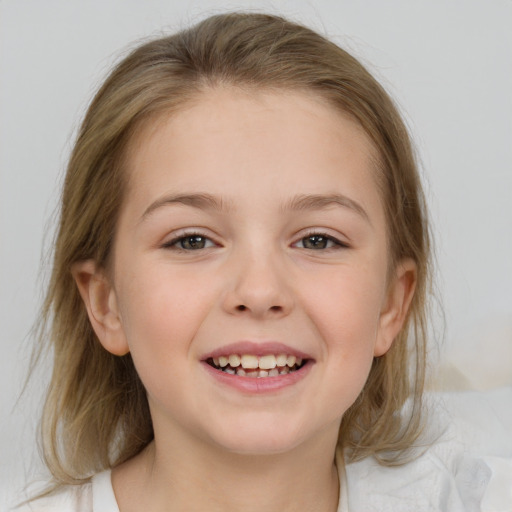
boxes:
[221,248,294,319]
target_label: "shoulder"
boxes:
[11,471,117,512]
[12,481,92,512]
[343,390,512,512]
[344,445,490,512]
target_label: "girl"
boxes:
[20,11,438,511]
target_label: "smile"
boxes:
[207,353,306,378]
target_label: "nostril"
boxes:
[233,304,284,313]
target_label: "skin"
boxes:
[74,87,416,512]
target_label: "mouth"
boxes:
[206,353,307,378]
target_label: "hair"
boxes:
[35,11,431,487]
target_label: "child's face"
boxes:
[88,88,414,455]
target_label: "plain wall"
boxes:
[1,0,511,496]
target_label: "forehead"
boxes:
[122,87,383,217]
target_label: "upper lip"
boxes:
[201,341,313,361]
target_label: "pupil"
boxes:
[304,235,327,249]
[182,236,205,250]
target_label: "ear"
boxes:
[374,258,417,357]
[71,260,129,356]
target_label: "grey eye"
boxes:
[177,235,212,250]
[300,235,332,249]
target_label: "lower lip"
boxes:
[201,361,313,393]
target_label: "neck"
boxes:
[113,426,341,512]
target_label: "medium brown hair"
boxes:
[36,12,431,485]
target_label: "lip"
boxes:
[201,359,313,393]
[200,341,314,394]
[201,341,313,361]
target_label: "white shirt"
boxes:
[15,457,348,512]
[11,389,512,511]
[11,450,512,512]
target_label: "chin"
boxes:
[205,416,314,457]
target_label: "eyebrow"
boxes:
[282,193,371,223]
[141,193,232,221]
[140,191,370,224]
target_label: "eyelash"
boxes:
[161,231,217,251]
[292,232,349,251]
[162,230,348,252]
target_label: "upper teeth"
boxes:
[213,354,302,370]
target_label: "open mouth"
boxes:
[206,353,307,378]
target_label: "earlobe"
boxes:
[374,259,417,357]
[71,260,130,356]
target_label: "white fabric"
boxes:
[12,453,512,512]
[92,471,119,512]
[343,388,512,511]
[11,472,117,512]
[9,388,512,511]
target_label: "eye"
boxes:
[163,234,216,251]
[293,233,347,250]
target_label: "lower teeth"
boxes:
[210,361,303,377]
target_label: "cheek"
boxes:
[115,264,216,372]
[297,262,386,411]
[114,269,218,416]
[301,262,386,347]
